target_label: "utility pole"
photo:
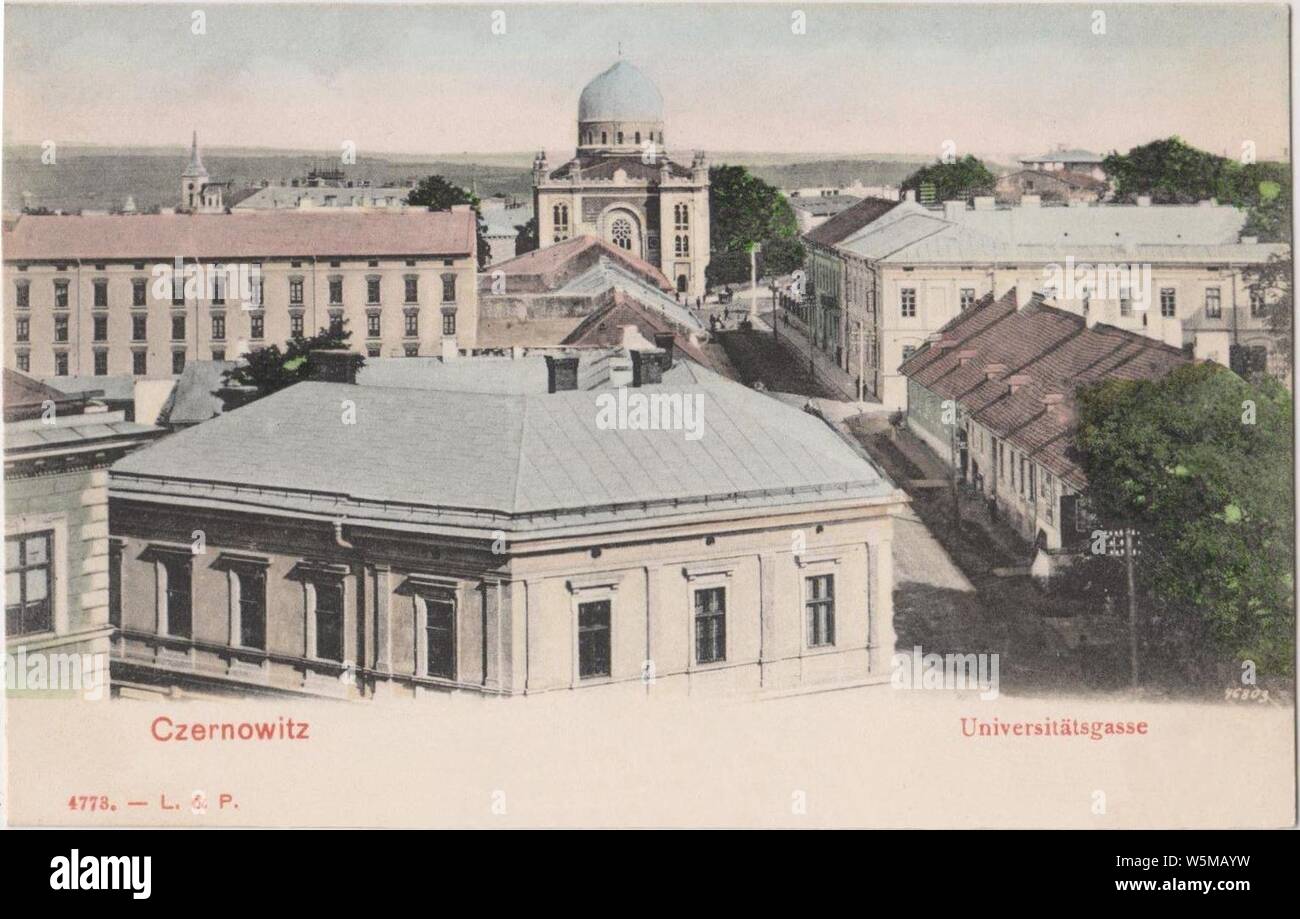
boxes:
[1126,527,1139,688]
[748,242,759,323]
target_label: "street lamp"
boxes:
[768,279,780,340]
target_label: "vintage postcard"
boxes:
[0,1,1295,836]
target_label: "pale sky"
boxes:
[2,2,1292,159]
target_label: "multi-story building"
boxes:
[3,207,479,377]
[1017,147,1107,182]
[806,195,1286,408]
[899,289,1190,554]
[4,369,162,696]
[107,350,905,699]
[533,60,711,299]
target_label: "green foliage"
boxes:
[900,155,996,202]
[407,175,492,270]
[761,236,806,276]
[1103,137,1292,243]
[1075,363,1294,675]
[514,216,538,256]
[708,164,799,255]
[705,251,751,289]
[222,322,361,401]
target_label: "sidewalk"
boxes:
[750,307,872,404]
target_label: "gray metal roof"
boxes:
[111,373,896,533]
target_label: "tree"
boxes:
[1075,363,1294,678]
[514,217,538,256]
[408,175,492,270]
[900,155,996,203]
[222,322,362,403]
[708,164,799,255]
[1243,251,1294,379]
[760,237,806,277]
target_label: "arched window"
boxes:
[674,235,690,257]
[601,131,607,144]
[617,131,624,144]
[553,204,569,242]
[674,204,689,230]
[611,218,633,251]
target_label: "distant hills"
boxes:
[2,143,1003,214]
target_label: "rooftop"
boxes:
[803,196,901,247]
[3,209,477,262]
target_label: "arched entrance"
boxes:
[676,274,688,294]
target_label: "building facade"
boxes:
[106,353,904,699]
[3,208,479,377]
[533,60,710,299]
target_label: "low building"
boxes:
[1018,147,1107,182]
[898,290,1189,553]
[4,369,162,695]
[994,170,1106,205]
[4,207,479,376]
[107,351,905,699]
[789,194,864,234]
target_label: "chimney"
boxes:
[310,349,362,384]
[545,355,579,393]
[972,196,995,211]
[1041,392,1067,423]
[1136,195,1152,207]
[956,348,978,366]
[630,350,664,386]
[653,331,675,369]
[1007,373,1033,394]
[903,189,916,203]
[943,200,965,220]
[1020,194,1041,208]
[984,363,1008,380]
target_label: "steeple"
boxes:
[182,130,208,179]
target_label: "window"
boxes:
[1160,288,1176,318]
[162,554,192,639]
[425,596,456,680]
[172,351,186,375]
[171,272,185,306]
[694,587,726,664]
[601,131,607,144]
[132,315,147,341]
[610,218,633,251]
[404,344,419,357]
[553,205,570,242]
[900,288,917,317]
[329,314,344,336]
[289,278,304,305]
[16,352,30,373]
[367,313,381,337]
[578,599,611,679]
[6,532,53,636]
[250,314,265,340]
[133,278,147,307]
[54,316,69,342]
[314,580,344,662]
[1044,472,1056,524]
[238,568,266,649]
[171,315,186,341]
[132,351,147,376]
[54,280,69,309]
[16,317,29,342]
[290,314,304,337]
[212,349,225,362]
[329,278,343,305]
[441,274,456,303]
[901,344,917,363]
[212,272,225,305]
[367,345,381,358]
[442,312,456,337]
[108,541,122,628]
[1205,287,1222,318]
[53,352,68,376]
[674,235,690,257]
[617,131,624,144]
[405,312,418,337]
[211,315,226,340]
[248,272,263,307]
[404,277,418,304]
[93,316,108,341]
[805,574,835,647]
[93,280,108,308]
[367,277,381,305]
[16,282,30,308]
[960,288,975,311]
[1250,287,1266,317]
[1119,288,1132,317]
[93,351,108,376]
[674,203,689,230]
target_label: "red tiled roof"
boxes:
[900,290,1189,488]
[803,196,900,247]
[486,235,672,292]
[2,209,477,262]
[562,289,713,367]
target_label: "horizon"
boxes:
[2,3,1291,161]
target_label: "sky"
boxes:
[1,2,1292,160]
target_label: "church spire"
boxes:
[182,130,208,178]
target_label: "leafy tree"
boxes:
[708,164,799,255]
[760,237,806,277]
[1243,251,1294,379]
[1075,363,1294,677]
[408,175,492,270]
[222,322,362,402]
[514,216,538,256]
[704,251,751,289]
[900,155,996,202]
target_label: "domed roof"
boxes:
[578,61,663,123]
